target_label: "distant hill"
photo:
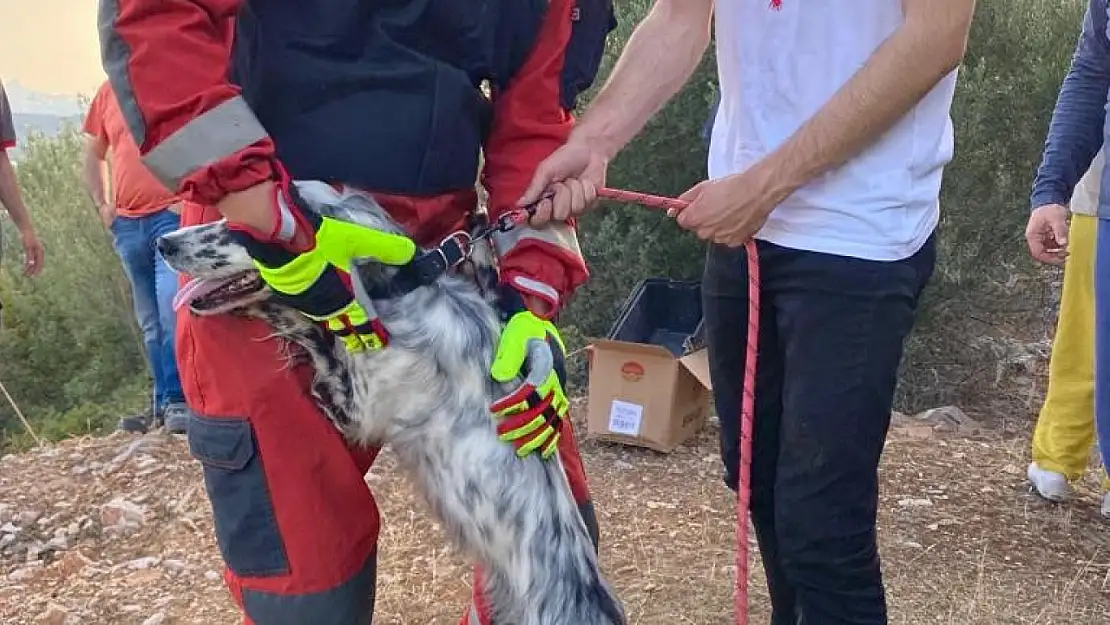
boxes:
[4,80,86,117]
[3,81,86,161]
[6,113,82,161]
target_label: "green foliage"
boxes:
[0,0,1089,447]
[0,127,148,452]
[896,0,1087,411]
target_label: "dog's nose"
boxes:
[156,236,178,257]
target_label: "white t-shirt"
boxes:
[707,1,959,261]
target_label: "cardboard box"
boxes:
[585,279,714,452]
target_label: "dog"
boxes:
[159,181,627,625]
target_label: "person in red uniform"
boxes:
[98,1,615,624]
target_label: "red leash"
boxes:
[596,187,758,625]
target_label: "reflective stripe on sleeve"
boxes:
[142,95,270,191]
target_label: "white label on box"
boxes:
[608,400,644,436]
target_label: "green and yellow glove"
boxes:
[228,170,416,352]
[489,305,570,460]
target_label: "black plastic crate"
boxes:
[606,278,705,358]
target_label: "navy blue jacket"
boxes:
[229,0,616,198]
[1031,0,1110,216]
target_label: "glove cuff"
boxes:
[266,264,352,318]
[227,161,323,266]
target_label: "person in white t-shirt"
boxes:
[521,1,976,623]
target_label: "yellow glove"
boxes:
[228,174,416,352]
[489,310,569,459]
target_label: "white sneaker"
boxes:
[1101,493,1110,518]
[1027,463,1072,502]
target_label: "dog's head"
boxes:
[160,181,499,316]
[161,219,265,315]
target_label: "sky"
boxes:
[0,0,104,98]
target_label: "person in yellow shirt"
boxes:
[1026,151,1110,517]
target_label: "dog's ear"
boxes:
[465,240,501,300]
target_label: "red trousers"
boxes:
[177,201,595,625]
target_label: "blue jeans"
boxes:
[110,210,184,411]
[703,236,935,625]
[1093,218,1110,479]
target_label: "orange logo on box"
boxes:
[620,361,645,382]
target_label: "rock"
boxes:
[204,569,222,581]
[9,563,42,581]
[0,502,12,523]
[1,521,19,534]
[141,612,167,625]
[123,568,162,585]
[44,535,69,551]
[910,405,983,435]
[110,437,163,467]
[25,539,46,561]
[34,603,69,625]
[53,551,93,578]
[126,556,161,570]
[17,510,42,526]
[99,497,147,534]
[897,498,934,508]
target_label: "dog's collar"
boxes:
[359,231,473,299]
[359,207,536,300]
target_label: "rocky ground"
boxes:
[1,404,1108,625]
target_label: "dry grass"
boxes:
[1,405,1108,625]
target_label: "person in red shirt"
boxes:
[81,80,190,434]
[98,1,615,623]
[0,79,44,278]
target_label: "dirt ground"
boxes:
[1,406,1108,625]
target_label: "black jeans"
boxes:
[703,236,936,625]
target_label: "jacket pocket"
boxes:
[188,413,289,578]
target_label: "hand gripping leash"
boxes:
[595,187,758,625]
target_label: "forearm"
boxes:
[573,0,713,159]
[100,0,277,233]
[81,152,109,208]
[762,2,975,195]
[0,152,33,232]
[1031,4,1110,209]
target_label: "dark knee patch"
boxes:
[242,550,378,625]
[188,413,289,577]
